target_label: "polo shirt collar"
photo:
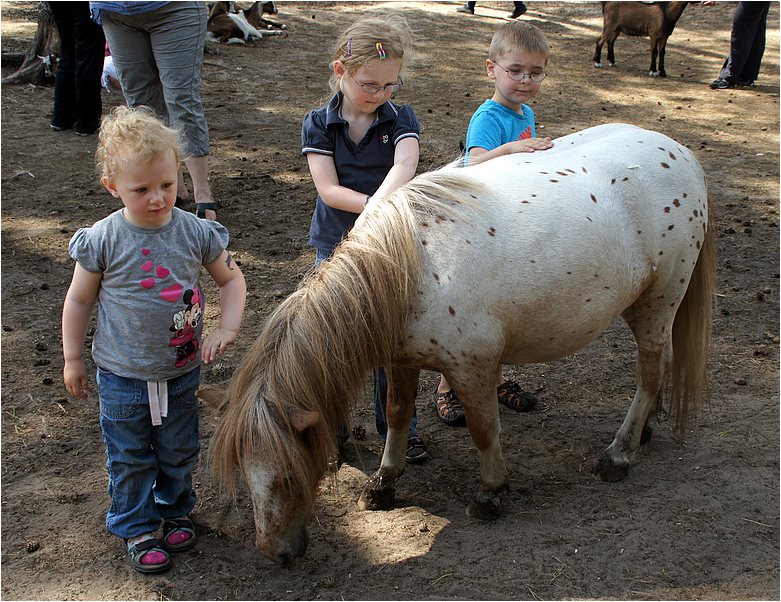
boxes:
[325,91,398,127]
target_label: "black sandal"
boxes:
[406,436,429,463]
[497,380,538,412]
[434,389,466,426]
[125,536,171,574]
[196,202,218,219]
[162,517,197,553]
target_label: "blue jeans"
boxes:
[373,367,418,440]
[97,366,200,539]
[315,248,418,440]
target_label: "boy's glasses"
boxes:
[349,74,404,94]
[491,61,547,82]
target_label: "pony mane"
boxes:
[209,167,486,500]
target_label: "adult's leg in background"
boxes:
[50,2,77,129]
[100,9,166,116]
[72,3,105,134]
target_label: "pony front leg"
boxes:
[358,367,419,511]
[453,374,508,520]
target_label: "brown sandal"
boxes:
[497,380,538,412]
[433,389,466,426]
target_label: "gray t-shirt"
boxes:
[69,207,229,381]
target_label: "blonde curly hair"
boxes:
[96,106,185,182]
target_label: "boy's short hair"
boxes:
[489,20,550,63]
[96,106,185,181]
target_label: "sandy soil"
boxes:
[1,1,779,600]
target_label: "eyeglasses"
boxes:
[349,73,403,94]
[491,61,547,82]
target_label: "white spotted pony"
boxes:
[200,123,714,563]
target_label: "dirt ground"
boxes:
[1,1,779,600]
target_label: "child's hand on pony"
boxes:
[508,136,553,153]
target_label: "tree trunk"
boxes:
[2,3,60,85]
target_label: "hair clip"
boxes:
[346,38,352,58]
[376,42,386,60]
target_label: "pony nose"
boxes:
[271,530,308,564]
[274,551,292,565]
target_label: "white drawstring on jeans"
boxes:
[147,381,169,426]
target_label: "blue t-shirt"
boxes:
[465,99,536,163]
[301,92,420,252]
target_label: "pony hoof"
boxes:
[465,491,503,520]
[357,486,395,511]
[593,453,630,482]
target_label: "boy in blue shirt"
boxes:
[434,20,552,426]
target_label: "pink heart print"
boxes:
[160,283,182,302]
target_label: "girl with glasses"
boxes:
[301,13,428,463]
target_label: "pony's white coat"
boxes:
[403,123,705,370]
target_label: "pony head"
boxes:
[200,378,327,563]
[200,284,356,563]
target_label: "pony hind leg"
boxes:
[595,302,675,482]
[357,366,420,511]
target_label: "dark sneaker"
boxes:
[509,4,527,18]
[406,436,429,463]
[710,77,734,89]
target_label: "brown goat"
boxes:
[593,1,689,77]
[207,1,284,45]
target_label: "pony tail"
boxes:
[668,205,716,437]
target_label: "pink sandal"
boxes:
[162,517,197,552]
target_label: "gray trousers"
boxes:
[101,2,209,157]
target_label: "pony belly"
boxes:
[501,330,606,365]
[499,302,627,365]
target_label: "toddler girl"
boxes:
[62,106,246,573]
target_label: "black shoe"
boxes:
[738,79,756,87]
[509,4,527,18]
[457,5,474,14]
[50,124,72,131]
[405,436,429,463]
[709,77,734,90]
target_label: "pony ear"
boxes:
[289,408,320,433]
[197,387,229,413]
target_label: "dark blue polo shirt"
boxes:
[302,92,421,252]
